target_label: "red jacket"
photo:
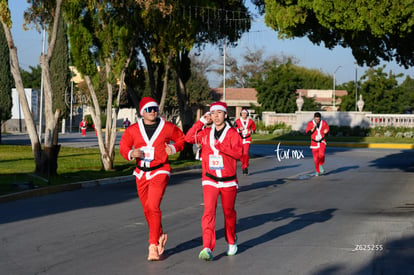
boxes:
[235,118,256,144]
[305,119,329,149]
[119,118,185,179]
[80,120,87,129]
[185,120,243,188]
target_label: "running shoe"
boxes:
[198,248,213,261]
[319,165,325,174]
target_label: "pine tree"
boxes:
[0,25,13,143]
[50,14,70,125]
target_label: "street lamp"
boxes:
[355,63,358,111]
[333,65,342,110]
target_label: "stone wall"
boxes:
[262,111,376,131]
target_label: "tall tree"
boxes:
[50,13,71,132]
[215,48,299,88]
[399,76,414,113]
[20,65,42,89]
[0,24,12,143]
[1,0,64,177]
[65,0,135,171]
[261,0,414,68]
[252,59,327,112]
[358,66,402,113]
[125,1,251,159]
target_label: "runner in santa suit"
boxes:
[185,101,243,261]
[79,118,87,136]
[119,97,185,261]
[305,112,329,176]
[234,109,256,175]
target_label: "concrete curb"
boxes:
[0,165,202,204]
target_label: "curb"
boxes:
[0,165,202,204]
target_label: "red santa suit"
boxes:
[79,119,87,136]
[305,118,329,174]
[235,115,256,170]
[119,111,185,247]
[185,102,243,253]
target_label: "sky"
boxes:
[8,1,414,88]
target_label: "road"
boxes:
[1,141,414,275]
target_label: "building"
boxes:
[209,87,260,119]
[296,89,348,111]
[4,88,39,132]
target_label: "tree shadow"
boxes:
[369,150,414,172]
[234,208,337,255]
[323,165,360,175]
[248,164,301,176]
[312,234,414,275]
[165,208,337,260]
[238,178,286,193]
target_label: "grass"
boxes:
[0,145,199,196]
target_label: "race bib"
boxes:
[242,129,248,135]
[315,133,322,141]
[141,146,155,162]
[209,154,224,170]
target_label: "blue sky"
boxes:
[9,1,414,87]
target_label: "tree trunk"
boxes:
[159,55,171,114]
[175,64,194,160]
[1,21,43,170]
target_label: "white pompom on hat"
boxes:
[209,101,228,113]
[139,97,159,116]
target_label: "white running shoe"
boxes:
[319,165,325,174]
[198,248,213,261]
[227,243,238,256]
[227,236,238,256]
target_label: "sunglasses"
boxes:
[145,106,159,113]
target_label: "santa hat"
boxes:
[241,108,249,114]
[209,101,227,113]
[139,97,159,116]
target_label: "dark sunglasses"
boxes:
[145,106,159,113]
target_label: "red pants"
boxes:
[241,143,251,169]
[312,144,326,173]
[81,129,86,136]
[136,173,169,245]
[201,185,237,251]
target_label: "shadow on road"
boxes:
[323,165,360,176]
[0,182,137,224]
[370,150,414,172]
[165,208,337,260]
[248,164,301,176]
[312,234,414,275]
[238,178,286,193]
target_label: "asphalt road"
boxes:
[1,142,414,275]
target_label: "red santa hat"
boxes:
[139,97,159,116]
[209,101,227,113]
[241,108,249,114]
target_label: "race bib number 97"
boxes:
[209,155,224,170]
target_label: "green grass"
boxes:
[0,145,199,196]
